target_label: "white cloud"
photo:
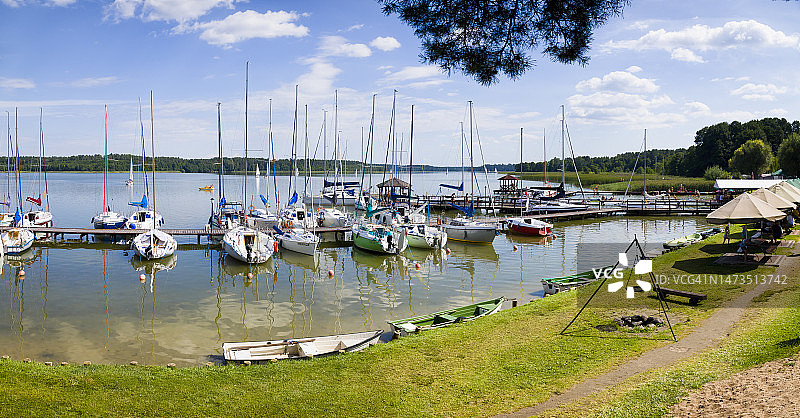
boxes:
[684,101,711,114]
[0,77,35,89]
[625,65,642,73]
[106,0,239,23]
[730,83,786,101]
[407,79,451,89]
[575,71,659,94]
[1,0,21,6]
[670,47,705,63]
[345,24,364,31]
[318,36,371,58]
[384,66,442,82]
[60,76,120,88]
[603,20,800,62]
[187,10,309,47]
[47,0,76,6]
[370,36,401,52]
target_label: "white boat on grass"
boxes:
[132,229,177,260]
[278,228,319,256]
[223,330,382,362]
[222,226,275,264]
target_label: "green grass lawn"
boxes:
[0,228,785,417]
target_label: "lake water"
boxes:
[0,172,710,365]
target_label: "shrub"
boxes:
[703,165,732,180]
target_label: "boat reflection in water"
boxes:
[505,232,556,246]
[220,254,274,279]
[278,248,319,271]
[130,253,177,275]
[445,240,499,262]
[5,247,40,268]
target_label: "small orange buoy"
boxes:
[139,274,146,282]
[415,262,421,270]
[18,270,25,277]
[274,240,279,252]
[246,273,253,280]
[445,248,451,255]
[328,269,334,278]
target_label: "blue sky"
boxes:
[1,0,799,166]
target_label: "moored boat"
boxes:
[278,227,319,256]
[387,296,505,337]
[132,228,177,260]
[507,217,553,236]
[222,225,275,264]
[541,269,603,295]
[351,223,407,254]
[1,227,33,255]
[222,330,382,362]
[442,216,496,243]
[404,223,447,249]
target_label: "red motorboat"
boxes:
[507,217,553,236]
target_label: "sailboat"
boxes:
[222,62,275,264]
[126,156,134,186]
[245,100,280,231]
[508,127,554,236]
[277,104,319,257]
[351,93,408,255]
[2,108,33,255]
[0,112,16,227]
[279,85,315,230]
[318,91,349,227]
[22,108,53,230]
[442,101,497,244]
[523,106,589,213]
[401,105,446,249]
[125,99,163,230]
[208,103,243,232]
[91,106,128,229]
[132,92,177,260]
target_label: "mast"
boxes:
[217,102,223,206]
[543,128,547,183]
[103,105,108,211]
[288,84,298,203]
[5,111,10,207]
[561,105,565,187]
[150,91,156,222]
[269,99,278,207]
[519,127,523,177]
[304,104,309,198]
[243,61,249,210]
[643,129,647,194]
[14,108,21,216]
[469,101,475,211]
[408,105,414,204]
[333,90,340,208]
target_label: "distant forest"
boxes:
[10,118,799,178]
[516,117,800,177]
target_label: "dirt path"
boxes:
[497,250,799,418]
[667,353,800,417]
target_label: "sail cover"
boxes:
[439,182,464,191]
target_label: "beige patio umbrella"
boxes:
[750,188,794,211]
[780,181,800,198]
[706,192,786,225]
[768,183,800,205]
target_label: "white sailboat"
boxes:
[132,92,177,260]
[126,156,134,186]
[92,106,127,229]
[246,163,280,230]
[443,102,496,244]
[1,112,16,227]
[222,62,275,264]
[2,108,33,255]
[22,108,53,230]
[126,99,163,230]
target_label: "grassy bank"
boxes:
[512,172,715,193]
[0,227,784,416]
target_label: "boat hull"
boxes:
[387,297,505,337]
[222,226,275,264]
[1,228,34,255]
[222,330,382,362]
[443,224,496,243]
[508,218,553,236]
[132,229,177,260]
[279,231,319,256]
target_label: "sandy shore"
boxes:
[669,353,800,417]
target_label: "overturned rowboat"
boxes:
[222,330,383,362]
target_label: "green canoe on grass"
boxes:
[387,297,505,337]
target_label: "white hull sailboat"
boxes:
[223,226,275,264]
[405,223,447,249]
[125,209,163,230]
[443,217,496,244]
[132,228,177,259]
[318,207,348,227]
[352,223,408,254]
[278,228,319,256]
[93,106,127,230]
[1,227,32,255]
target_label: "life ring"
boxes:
[285,219,293,229]
[248,204,255,212]
[437,216,442,226]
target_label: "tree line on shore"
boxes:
[516,117,800,179]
